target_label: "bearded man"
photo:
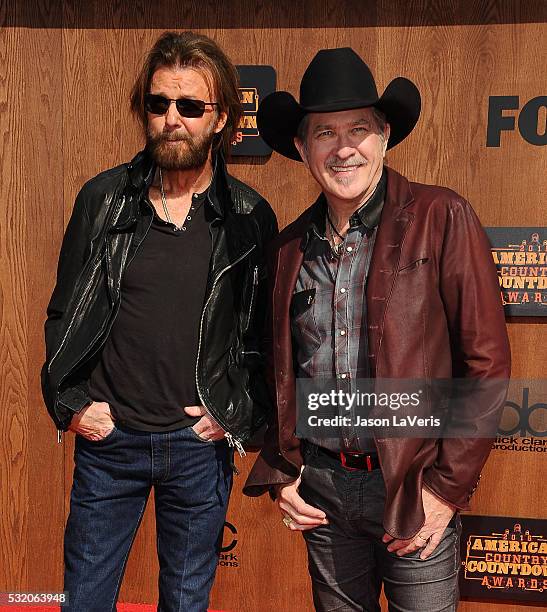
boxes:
[41,31,277,612]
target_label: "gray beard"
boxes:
[146,127,216,171]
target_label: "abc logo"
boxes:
[486,96,547,146]
[498,388,546,437]
[220,521,238,553]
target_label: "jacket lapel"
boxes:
[207,214,257,294]
[366,167,414,374]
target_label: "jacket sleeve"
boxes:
[41,185,94,422]
[422,197,511,509]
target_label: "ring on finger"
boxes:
[282,516,294,528]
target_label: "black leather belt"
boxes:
[309,442,381,472]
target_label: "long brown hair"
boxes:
[130,31,242,156]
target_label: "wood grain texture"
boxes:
[210,456,314,611]
[0,0,545,610]
[0,14,28,591]
[20,0,66,592]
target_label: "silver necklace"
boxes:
[159,168,184,232]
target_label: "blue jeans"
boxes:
[300,443,461,612]
[63,424,232,612]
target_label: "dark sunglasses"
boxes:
[144,93,219,118]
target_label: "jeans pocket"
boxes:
[78,424,118,444]
[188,424,215,444]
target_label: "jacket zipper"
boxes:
[225,432,246,459]
[244,265,259,332]
[195,245,256,457]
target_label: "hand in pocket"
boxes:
[69,401,115,441]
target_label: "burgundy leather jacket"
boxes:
[243,166,510,540]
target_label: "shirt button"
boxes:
[340,330,346,336]
[346,246,353,252]
[340,373,348,379]
[340,288,346,294]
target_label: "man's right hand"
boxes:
[275,474,329,531]
[68,401,115,441]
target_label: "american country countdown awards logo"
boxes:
[460,516,547,602]
[486,228,547,316]
[232,66,276,156]
[218,521,239,569]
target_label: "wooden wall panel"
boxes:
[21,0,66,592]
[0,0,66,594]
[0,13,28,592]
[0,1,545,611]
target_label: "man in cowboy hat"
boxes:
[244,47,510,610]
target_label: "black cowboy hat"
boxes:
[257,47,421,161]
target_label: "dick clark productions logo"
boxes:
[218,521,239,568]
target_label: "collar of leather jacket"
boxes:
[122,147,232,222]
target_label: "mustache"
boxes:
[150,131,191,143]
[326,157,366,169]
[161,135,189,143]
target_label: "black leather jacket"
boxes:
[41,150,278,451]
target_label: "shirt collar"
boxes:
[308,196,328,241]
[304,167,387,249]
[349,167,387,230]
[128,148,229,220]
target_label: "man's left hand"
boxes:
[184,405,226,441]
[382,486,456,560]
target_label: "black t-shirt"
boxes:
[88,191,211,431]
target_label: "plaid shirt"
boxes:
[292,170,386,451]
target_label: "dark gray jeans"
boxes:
[300,444,461,612]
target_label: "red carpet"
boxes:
[0,606,226,611]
